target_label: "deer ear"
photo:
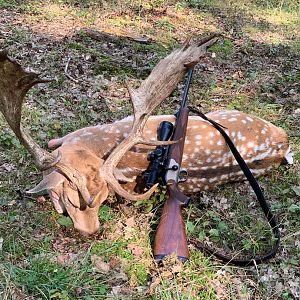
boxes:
[26,171,66,195]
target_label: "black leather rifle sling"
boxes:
[188,106,281,266]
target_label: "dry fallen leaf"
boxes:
[109,256,121,269]
[56,253,77,265]
[125,216,135,227]
[91,254,111,272]
[127,243,145,257]
[160,270,172,279]
[36,195,46,203]
[111,286,122,296]
[171,264,183,274]
[149,276,161,293]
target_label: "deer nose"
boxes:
[78,229,96,236]
[74,220,100,236]
[76,227,99,236]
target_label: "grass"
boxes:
[0,0,299,299]
[1,256,109,299]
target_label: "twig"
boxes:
[64,56,79,83]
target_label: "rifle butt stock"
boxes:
[153,181,189,263]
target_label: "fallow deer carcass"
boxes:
[46,111,291,196]
[0,36,291,235]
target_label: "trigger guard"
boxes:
[178,169,188,183]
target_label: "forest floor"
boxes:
[0,1,299,299]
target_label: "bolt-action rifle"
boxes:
[143,68,281,265]
[143,69,194,262]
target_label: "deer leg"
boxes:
[48,138,64,150]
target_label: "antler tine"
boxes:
[99,34,219,201]
[0,50,58,170]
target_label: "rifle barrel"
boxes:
[180,68,194,109]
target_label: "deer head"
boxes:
[0,35,218,235]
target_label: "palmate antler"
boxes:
[0,50,55,169]
[0,50,92,204]
[98,35,218,201]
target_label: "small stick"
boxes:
[64,56,79,83]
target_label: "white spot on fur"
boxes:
[246,116,253,122]
[200,166,209,170]
[240,147,247,155]
[237,132,243,140]
[247,141,255,148]
[254,143,266,151]
[209,177,218,183]
[228,117,237,122]
[248,148,272,162]
[82,132,93,136]
[182,154,189,161]
[251,169,266,175]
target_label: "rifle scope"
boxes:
[144,121,174,188]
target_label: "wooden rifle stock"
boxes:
[153,180,189,262]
